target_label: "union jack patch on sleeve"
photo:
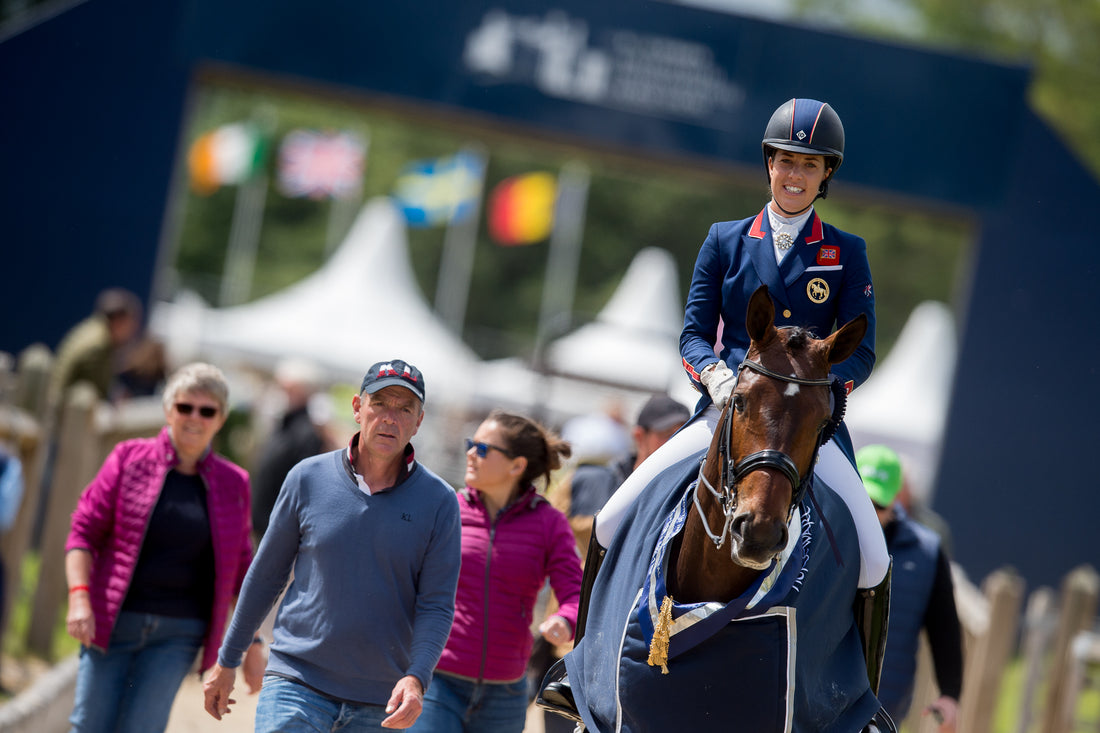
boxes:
[863,284,873,298]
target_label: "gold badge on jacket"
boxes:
[807,278,829,303]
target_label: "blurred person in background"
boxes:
[203,359,461,732]
[37,288,145,547]
[564,394,690,552]
[250,357,331,542]
[48,287,143,410]
[64,362,262,733]
[411,410,581,733]
[857,444,962,732]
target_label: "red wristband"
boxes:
[69,585,90,594]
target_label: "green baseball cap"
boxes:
[855,444,903,508]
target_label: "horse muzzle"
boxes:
[729,511,789,569]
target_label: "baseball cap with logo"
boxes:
[855,444,903,508]
[636,394,691,433]
[360,359,425,402]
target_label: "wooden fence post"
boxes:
[26,383,99,659]
[13,344,52,423]
[1015,586,1056,733]
[958,567,1025,733]
[1040,564,1100,733]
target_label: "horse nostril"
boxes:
[730,514,748,542]
[732,514,788,555]
[772,523,789,554]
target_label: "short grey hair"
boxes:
[162,362,230,413]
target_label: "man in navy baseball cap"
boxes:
[360,359,426,403]
[205,353,462,729]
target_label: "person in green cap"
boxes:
[856,444,963,732]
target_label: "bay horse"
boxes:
[671,284,863,605]
[558,285,893,733]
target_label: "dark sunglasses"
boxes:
[464,438,514,459]
[175,402,219,419]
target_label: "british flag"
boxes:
[277,129,366,200]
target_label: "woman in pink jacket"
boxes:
[64,362,263,733]
[412,410,582,733]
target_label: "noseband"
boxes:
[693,358,845,558]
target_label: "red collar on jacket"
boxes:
[749,206,824,245]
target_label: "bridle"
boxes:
[693,357,847,558]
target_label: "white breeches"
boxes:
[595,405,889,589]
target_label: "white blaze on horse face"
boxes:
[784,380,800,397]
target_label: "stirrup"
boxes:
[535,657,583,723]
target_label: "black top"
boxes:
[883,520,964,700]
[122,469,214,620]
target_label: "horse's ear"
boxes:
[825,313,868,364]
[745,285,775,343]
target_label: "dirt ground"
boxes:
[0,653,549,732]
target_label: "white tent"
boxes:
[470,246,700,426]
[543,246,698,407]
[149,197,480,405]
[844,300,957,501]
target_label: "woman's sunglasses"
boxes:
[175,402,219,419]
[464,438,514,459]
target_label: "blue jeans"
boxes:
[69,611,206,733]
[255,675,397,732]
[409,673,529,733]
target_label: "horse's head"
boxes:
[705,285,867,571]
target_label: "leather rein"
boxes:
[693,358,846,559]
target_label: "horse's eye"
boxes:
[732,394,745,412]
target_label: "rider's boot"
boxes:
[536,528,606,723]
[854,560,892,695]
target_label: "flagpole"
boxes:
[219,106,276,307]
[532,160,590,416]
[433,145,488,336]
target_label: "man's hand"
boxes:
[700,362,736,408]
[382,675,424,729]
[202,663,238,721]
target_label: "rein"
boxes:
[692,358,842,560]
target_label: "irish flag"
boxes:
[488,172,556,245]
[188,123,266,195]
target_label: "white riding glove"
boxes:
[700,362,736,408]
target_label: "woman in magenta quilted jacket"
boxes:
[411,410,582,733]
[64,362,263,733]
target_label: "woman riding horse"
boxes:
[540,98,892,724]
[546,287,893,733]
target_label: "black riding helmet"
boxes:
[761,98,845,200]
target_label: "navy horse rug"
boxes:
[564,451,881,733]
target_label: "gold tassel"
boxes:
[646,595,674,674]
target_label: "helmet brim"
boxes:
[763,140,844,168]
